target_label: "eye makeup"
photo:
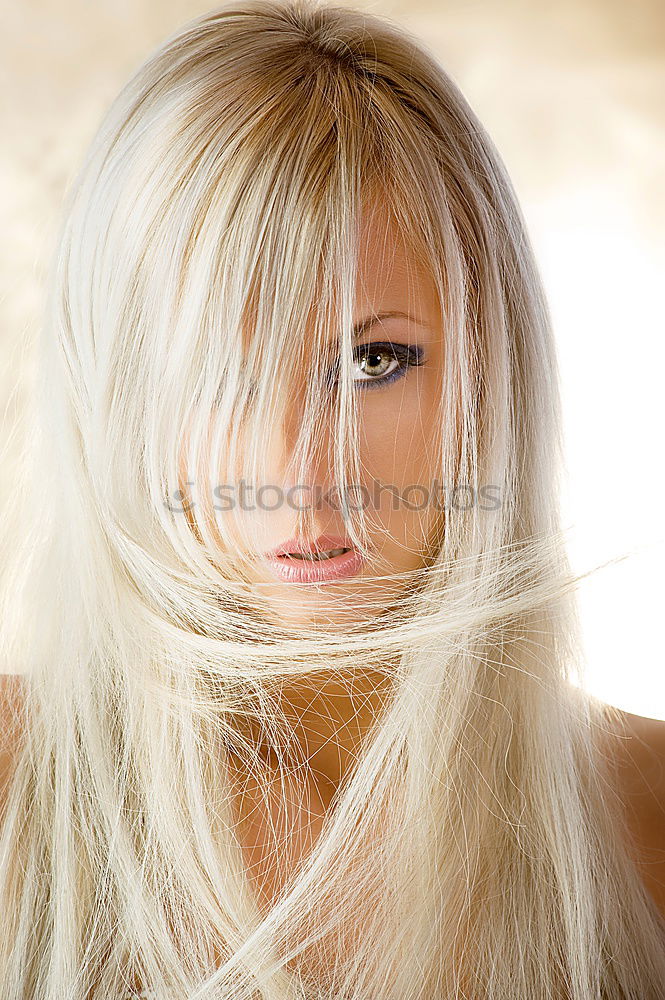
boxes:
[325,341,426,391]
[352,341,426,390]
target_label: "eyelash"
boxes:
[327,341,426,391]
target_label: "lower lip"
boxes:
[263,547,365,584]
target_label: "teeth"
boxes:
[285,547,349,561]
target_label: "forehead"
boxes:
[354,203,440,325]
[238,201,442,357]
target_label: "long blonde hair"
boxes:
[1,1,663,997]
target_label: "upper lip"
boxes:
[265,534,355,558]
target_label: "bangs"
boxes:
[62,6,468,623]
[161,56,459,577]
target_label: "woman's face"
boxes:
[188,207,446,628]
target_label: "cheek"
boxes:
[355,374,443,559]
[357,375,440,486]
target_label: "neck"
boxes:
[233,667,392,789]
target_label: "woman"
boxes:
[0,1,663,996]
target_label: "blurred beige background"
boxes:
[1,0,664,714]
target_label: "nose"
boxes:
[254,388,336,544]
[273,391,330,489]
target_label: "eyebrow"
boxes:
[352,310,429,339]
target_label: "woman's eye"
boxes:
[326,341,425,390]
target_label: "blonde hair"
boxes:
[1,1,663,997]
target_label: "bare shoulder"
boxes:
[0,673,27,808]
[606,707,665,803]
[601,706,665,919]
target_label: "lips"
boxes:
[263,534,365,584]
[265,534,355,559]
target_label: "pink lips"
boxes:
[263,533,365,584]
